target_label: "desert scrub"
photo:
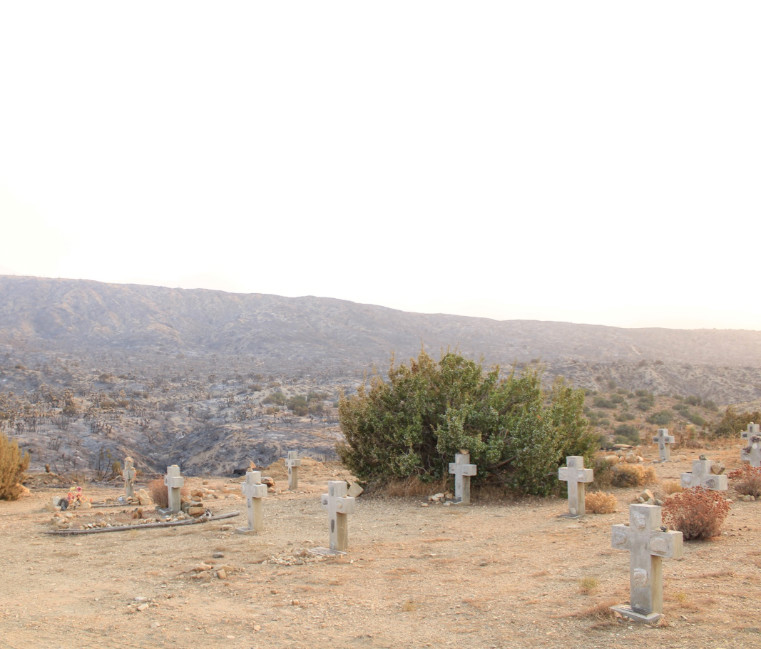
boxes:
[579,576,599,594]
[728,464,761,498]
[0,432,30,500]
[661,480,683,495]
[585,491,617,514]
[591,457,615,489]
[611,464,656,488]
[663,487,730,540]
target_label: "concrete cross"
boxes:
[123,456,136,498]
[611,504,683,624]
[164,465,184,514]
[286,451,301,490]
[741,435,761,468]
[741,422,760,444]
[680,458,728,490]
[321,481,355,552]
[652,428,675,462]
[448,452,477,505]
[239,470,267,533]
[558,456,594,516]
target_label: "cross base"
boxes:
[309,547,346,557]
[235,527,256,534]
[610,604,663,625]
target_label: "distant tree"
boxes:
[338,351,595,496]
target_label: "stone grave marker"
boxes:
[741,422,760,444]
[448,452,477,504]
[123,456,136,499]
[164,465,184,514]
[319,480,355,553]
[611,503,683,624]
[238,470,267,533]
[558,456,594,516]
[741,434,761,468]
[286,451,301,490]
[652,428,675,462]
[680,458,728,490]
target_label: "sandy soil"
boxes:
[1,446,760,649]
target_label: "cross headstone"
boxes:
[286,451,301,491]
[449,452,477,505]
[164,465,184,514]
[123,456,136,499]
[741,435,761,468]
[558,456,594,516]
[741,422,760,444]
[652,428,675,462]
[320,481,355,552]
[611,503,683,624]
[238,470,267,533]
[680,458,728,490]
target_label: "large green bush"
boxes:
[0,432,30,501]
[338,351,595,496]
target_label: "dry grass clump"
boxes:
[567,600,618,620]
[591,457,615,489]
[148,477,189,508]
[579,576,599,595]
[662,480,683,495]
[611,464,657,488]
[663,487,731,540]
[382,476,448,498]
[728,464,761,498]
[585,491,617,514]
[0,432,30,501]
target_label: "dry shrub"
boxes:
[611,464,657,488]
[663,487,730,540]
[148,477,169,507]
[728,464,761,498]
[585,491,617,514]
[568,600,619,620]
[0,433,30,501]
[591,457,615,489]
[579,576,599,594]
[662,480,683,495]
[382,476,448,498]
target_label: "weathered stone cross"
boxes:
[123,456,136,499]
[164,465,184,514]
[741,435,761,468]
[611,503,683,624]
[321,481,355,552]
[558,456,594,516]
[239,470,267,533]
[286,451,301,490]
[448,452,477,505]
[741,422,760,444]
[680,458,728,491]
[652,428,675,462]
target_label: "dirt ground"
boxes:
[1,445,760,649]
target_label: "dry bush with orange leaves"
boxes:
[663,487,730,540]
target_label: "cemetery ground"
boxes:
[2,447,760,649]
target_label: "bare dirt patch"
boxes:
[2,445,759,649]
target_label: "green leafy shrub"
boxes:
[338,351,596,496]
[663,488,730,540]
[0,433,30,500]
[613,424,640,445]
[646,410,673,426]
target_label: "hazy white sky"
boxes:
[1,2,759,330]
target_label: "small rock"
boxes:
[216,569,227,580]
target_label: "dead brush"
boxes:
[728,464,761,498]
[566,600,619,621]
[661,480,683,495]
[611,464,657,488]
[663,487,730,540]
[585,491,617,514]
[147,477,189,508]
[381,476,448,498]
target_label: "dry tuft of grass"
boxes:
[579,576,599,595]
[400,599,417,612]
[585,491,617,514]
[567,600,619,620]
[382,476,448,498]
[611,464,657,488]
[662,480,683,495]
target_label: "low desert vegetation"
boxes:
[0,432,30,500]
[584,491,617,514]
[663,487,731,540]
[610,464,657,488]
[338,351,596,496]
[728,464,761,498]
